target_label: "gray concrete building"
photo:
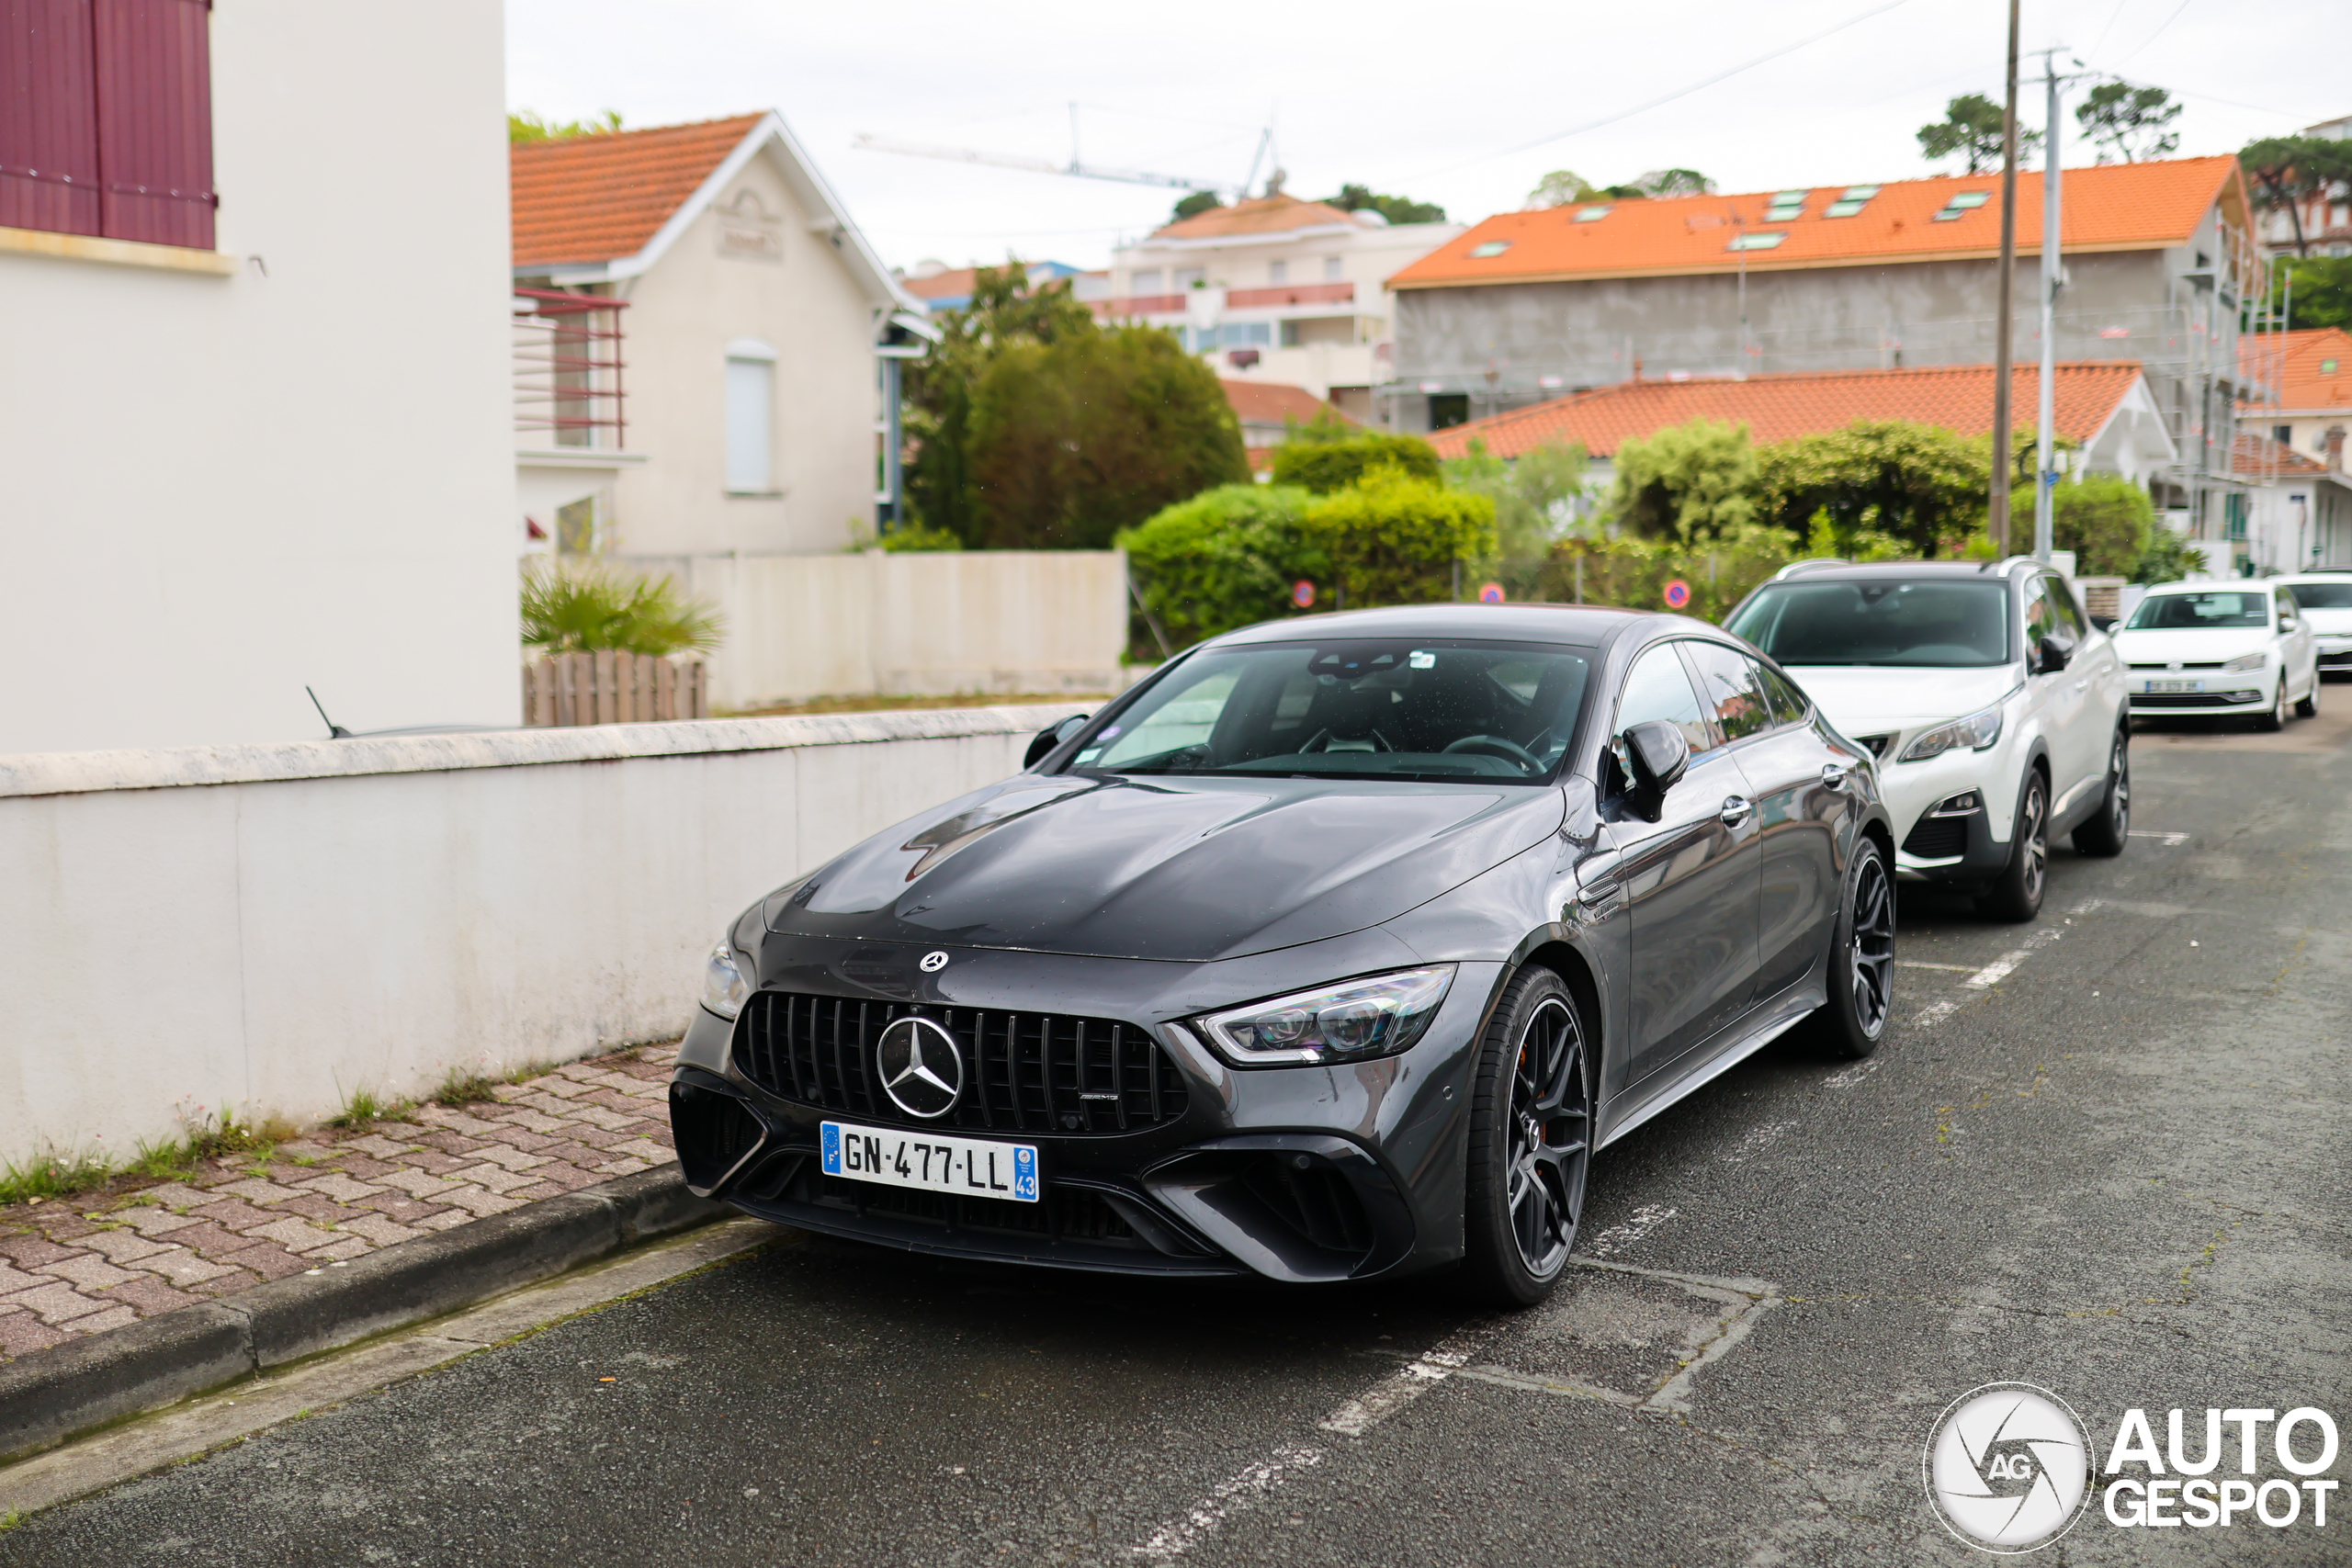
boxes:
[1385,156,2260,534]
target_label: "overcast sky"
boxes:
[507,0,2343,274]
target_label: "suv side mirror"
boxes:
[1024,713,1090,770]
[1617,719,1690,820]
[2034,635,2072,675]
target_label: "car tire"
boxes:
[2296,676,2320,719]
[1459,967,1591,1309]
[1809,835,1895,1060]
[2257,681,2287,732]
[1977,769,2048,923]
[2071,728,2131,857]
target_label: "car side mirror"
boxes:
[1618,719,1690,820]
[2034,635,2072,675]
[2088,615,2117,633]
[1023,713,1090,770]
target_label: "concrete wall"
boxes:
[0,0,520,755]
[0,706,1091,1167]
[628,550,1132,709]
[605,146,881,558]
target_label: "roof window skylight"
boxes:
[1573,204,1612,222]
[1467,240,1513,258]
[1727,231,1787,251]
[1933,190,1992,221]
[1764,189,1808,220]
[1825,184,1881,218]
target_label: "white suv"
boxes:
[1725,558,2130,921]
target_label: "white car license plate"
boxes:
[820,1121,1040,1203]
[2143,678,2204,694]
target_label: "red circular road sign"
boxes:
[1477,582,1506,604]
[1292,580,1316,608]
[1663,578,1692,610]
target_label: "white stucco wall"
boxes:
[0,0,520,756]
[0,706,1088,1167]
[608,149,881,558]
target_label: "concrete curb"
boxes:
[0,1164,728,1464]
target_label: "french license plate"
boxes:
[820,1121,1040,1202]
[2143,678,2204,694]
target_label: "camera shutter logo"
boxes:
[1924,1382,2093,1552]
[876,1016,964,1119]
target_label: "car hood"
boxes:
[775,773,1566,963]
[2294,606,2352,635]
[2112,627,2273,664]
[1778,663,2022,739]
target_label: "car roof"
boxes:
[1765,558,2035,584]
[2139,580,2274,594]
[1206,604,1716,652]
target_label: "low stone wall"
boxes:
[0,705,1091,1167]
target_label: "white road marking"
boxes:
[1896,960,1979,972]
[1826,1056,1883,1089]
[1128,1446,1326,1562]
[2129,829,2189,845]
[1912,998,1962,1029]
[1580,1204,1679,1259]
[1317,1345,1474,1437]
[1963,950,2030,988]
[1721,1120,1797,1163]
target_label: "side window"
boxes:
[2044,575,2088,643]
[1754,660,1810,727]
[1680,640,1776,744]
[2022,576,2057,651]
[1615,642,1714,755]
[725,339,778,492]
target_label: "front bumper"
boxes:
[669,937,1503,1284]
[1878,743,2017,886]
[2127,682,2272,716]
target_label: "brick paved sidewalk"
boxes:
[0,1046,680,1359]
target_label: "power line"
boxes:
[2082,0,2137,63]
[2109,0,2195,67]
[1419,0,1919,175]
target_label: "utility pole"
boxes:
[2033,50,2070,564]
[1989,0,2022,558]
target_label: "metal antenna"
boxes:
[306,686,353,739]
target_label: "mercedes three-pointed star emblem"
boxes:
[876,1016,965,1119]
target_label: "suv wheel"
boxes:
[2072,728,2130,857]
[1978,770,2048,923]
[1460,968,1590,1308]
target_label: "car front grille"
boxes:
[2128,660,2223,671]
[1902,815,1970,859]
[730,991,1188,1136]
[811,1173,1142,1245]
[2131,692,2249,708]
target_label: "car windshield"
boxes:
[2125,592,2270,629]
[1066,640,1592,784]
[1725,580,2012,667]
[2284,581,2352,608]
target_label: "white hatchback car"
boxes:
[2271,573,2352,681]
[2113,581,2320,730]
[1727,558,2129,922]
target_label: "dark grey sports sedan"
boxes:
[670,606,1894,1305]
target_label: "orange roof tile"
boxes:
[2238,326,2352,412]
[1149,193,1361,243]
[1392,157,2243,290]
[1220,378,1354,430]
[1425,362,2145,461]
[2232,431,2331,479]
[512,114,764,268]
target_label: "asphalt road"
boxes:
[8,705,2349,1567]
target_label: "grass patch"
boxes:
[0,1151,117,1208]
[327,1086,401,1130]
[431,1068,503,1109]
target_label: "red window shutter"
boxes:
[0,0,104,237]
[91,0,211,248]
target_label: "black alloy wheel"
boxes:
[1814,836,1895,1058]
[1979,770,2048,923]
[1461,969,1591,1307]
[2073,728,2131,857]
[2257,681,2288,733]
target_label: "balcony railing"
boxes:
[1224,281,1355,310]
[514,288,627,449]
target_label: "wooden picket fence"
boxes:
[523,651,707,727]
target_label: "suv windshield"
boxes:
[2125,592,2269,629]
[1067,640,1592,784]
[2283,581,2352,608]
[1726,580,2012,667]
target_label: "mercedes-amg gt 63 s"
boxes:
[670,606,1894,1305]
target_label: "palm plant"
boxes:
[521,566,723,656]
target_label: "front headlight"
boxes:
[701,942,750,1020]
[2222,651,2267,673]
[1195,966,1454,1066]
[1899,704,2005,762]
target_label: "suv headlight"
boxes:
[2222,651,2267,673]
[701,942,751,1020]
[1196,966,1454,1066]
[1899,704,2005,762]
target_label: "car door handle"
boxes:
[1820,763,1849,791]
[2073,678,2088,692]
[1720,795,1755,828]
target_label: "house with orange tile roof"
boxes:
[1218,378,1355,471]
[510,113,931,560]
[2228,431,2352,570]
[1097,192,1462,422]
[2239,326,2352,468]
[1385,156,2260,537]
[897,259,1085,313]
